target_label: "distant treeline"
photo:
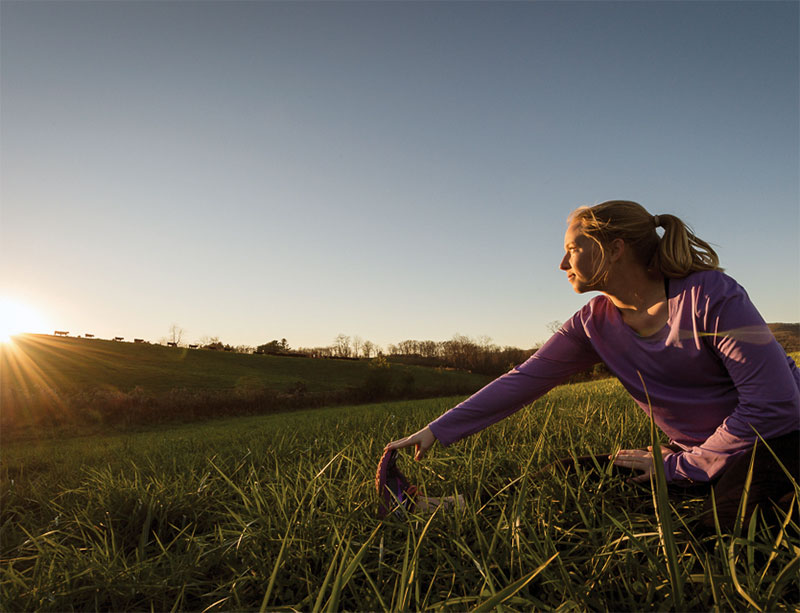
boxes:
[265,333,608,380]
[169,323,799,378]
[107,331,604,379]
[299,335,535,376]
[250,334,538,377]
[259,323,799,379]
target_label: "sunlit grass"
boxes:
[1,381,797,611]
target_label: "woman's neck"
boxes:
[604,272,666,312]
[602,267,669,336]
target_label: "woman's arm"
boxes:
[664,274,800,482]
[427,307,602,447]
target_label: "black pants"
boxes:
[538,430,799,532]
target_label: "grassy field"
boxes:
[2,376,798,611]
[0,335,491,435]
[1,334,492,395]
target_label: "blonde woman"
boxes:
[386,200,799,530]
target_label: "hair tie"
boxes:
[653,215,661,227]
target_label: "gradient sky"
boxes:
[1,1,798,351]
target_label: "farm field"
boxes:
[0,334,491,436]
[1,334,491,395]
[2,375,798,611]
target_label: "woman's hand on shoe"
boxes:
[385,426,437,461]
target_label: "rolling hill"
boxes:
[0,334,492,434]
[1,334,489,395]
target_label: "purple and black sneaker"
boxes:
[375,448,417,518]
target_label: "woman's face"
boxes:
[560,220,603,293]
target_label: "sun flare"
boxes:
[0,297,50,343]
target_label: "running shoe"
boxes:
[375,448,417,518]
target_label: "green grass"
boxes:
[2,378,797,611]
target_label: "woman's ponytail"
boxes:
[655,214,721,278]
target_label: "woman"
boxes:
[385,200,799,530]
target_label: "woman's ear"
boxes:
[608,238,626,262]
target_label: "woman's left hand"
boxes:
[610,446,674,484]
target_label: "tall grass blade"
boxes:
[339,525,381,587]
[358,561,389,612]
[324,537,351,613]
[393,529,412,612]
[259,523,292,612]
[312,539,341,613]
[638,370,683,608]
[765,553,800,607]
[727,547,762,612]
[724,441,763,611]
[732,438,757,537]
[470,552,559,612]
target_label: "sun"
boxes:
[0,297,50,343]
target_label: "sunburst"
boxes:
[0,297,50,343]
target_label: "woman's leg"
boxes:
[701,430,800,532]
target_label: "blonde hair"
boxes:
[569,200,722,280]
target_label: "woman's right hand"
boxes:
[385,425,437,461]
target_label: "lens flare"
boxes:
[0,297,50,343]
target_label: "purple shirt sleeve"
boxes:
[428,311,600,446]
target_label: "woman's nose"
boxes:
[559,253,570,270]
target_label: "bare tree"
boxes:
[352,335,363,358]
[169,323,185,345]
[299,345,332,358]
[477,335,494,351]
[418,340,438,358]
[362,340,375,359]
[547,320,563,335]
[334,334,351,358]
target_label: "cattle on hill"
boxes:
[54,331,69,337]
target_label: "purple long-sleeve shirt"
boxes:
[429,270,800,483]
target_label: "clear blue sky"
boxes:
[1,1,798,350]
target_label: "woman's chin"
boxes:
[568,281,585,293]
[571,282,598,294]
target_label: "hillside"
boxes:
[1,334,488,394]
[768,322,800,353]
[0,334,492,434]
